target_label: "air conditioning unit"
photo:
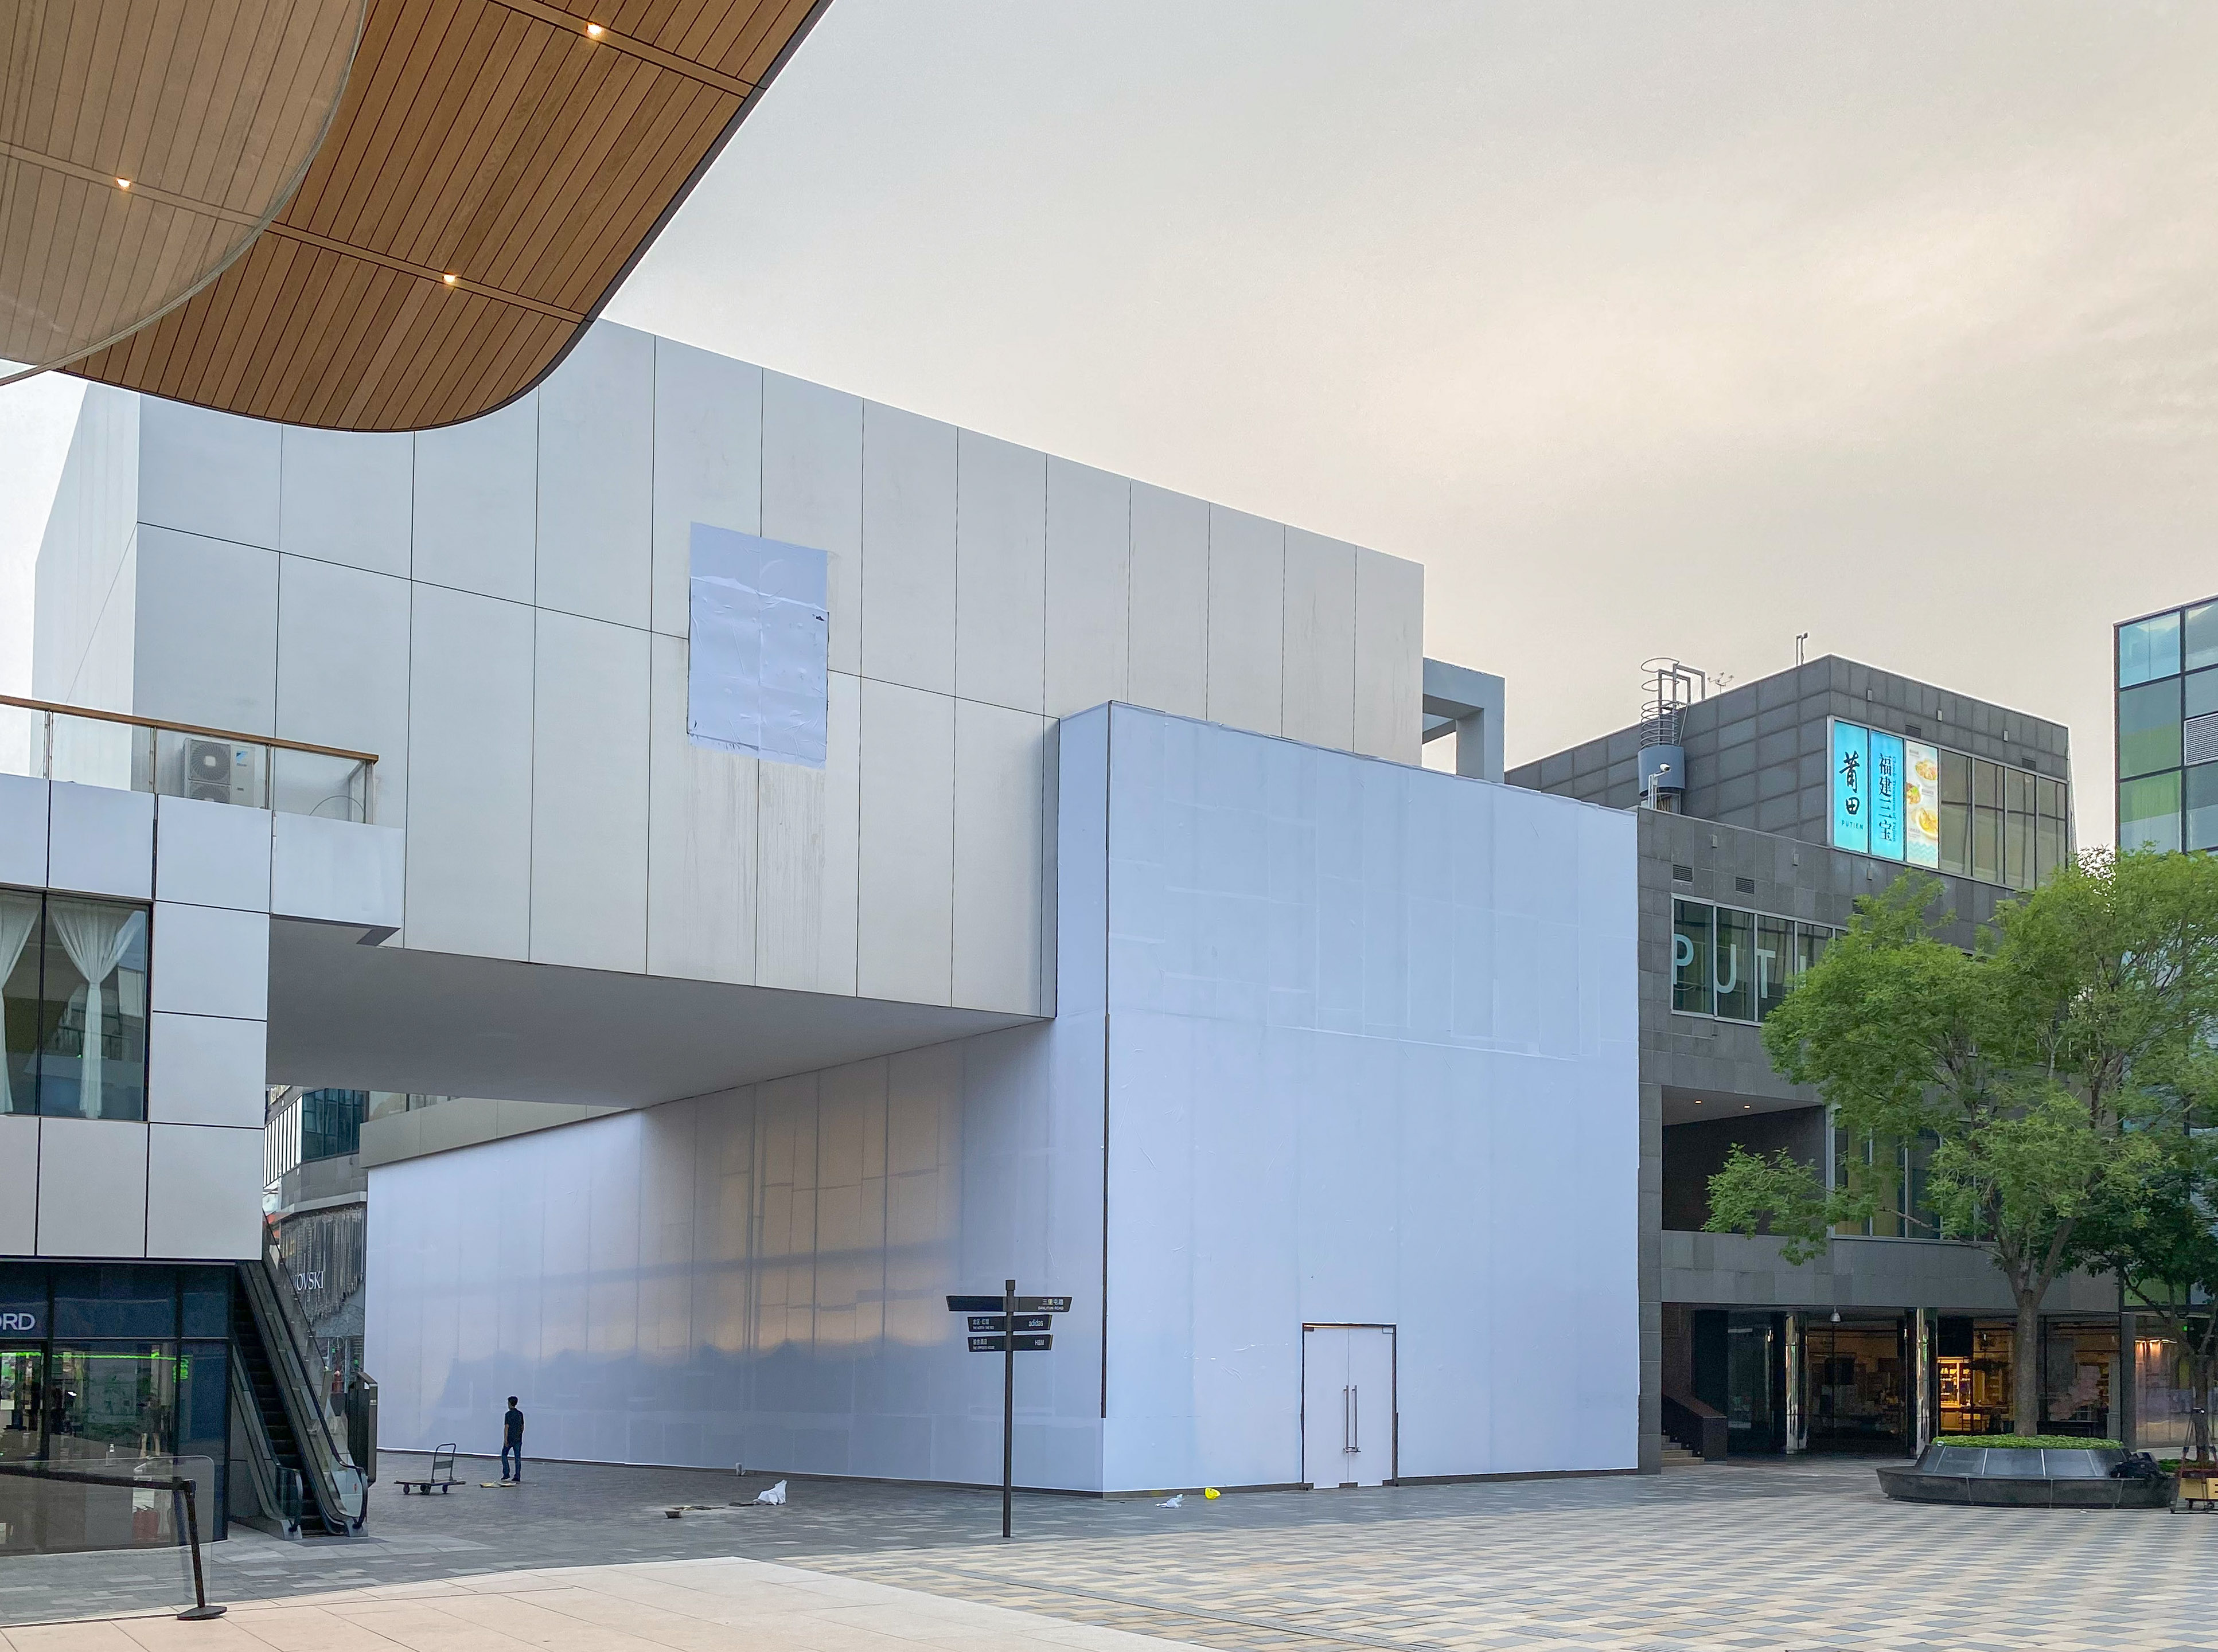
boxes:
[183,738,258,806]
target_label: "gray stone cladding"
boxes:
[1508,654,2071,844]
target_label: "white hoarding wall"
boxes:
[365,706,1641,1489]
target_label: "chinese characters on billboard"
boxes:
[1831,720,1868,853]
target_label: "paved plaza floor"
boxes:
[4,1452,2216,1650]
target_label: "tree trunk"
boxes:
[2014,1294,2042,1438]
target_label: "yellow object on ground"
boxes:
[1204,1487,1220,1499]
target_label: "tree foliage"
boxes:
[1705,849,2218,1439]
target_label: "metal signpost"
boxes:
[948,1282,1070,1537]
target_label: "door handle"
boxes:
[1344,1384,1359,1453]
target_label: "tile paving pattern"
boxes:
[4,1452,2216,1649]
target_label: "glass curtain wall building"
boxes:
[2115,598,2218,852]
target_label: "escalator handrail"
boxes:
[241,1247,364,1532]
[227,1377,299,1536]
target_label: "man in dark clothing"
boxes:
[500,1397,524,1483]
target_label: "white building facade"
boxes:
[22,321,1643,1494]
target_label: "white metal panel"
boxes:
[1125,482,1209,720]
[1100,710,1640,1490]
[150,899,268,1020]
[132,525,278,735]
[531,610,650,972]
[1043,458,1129,718]
[137,398,279,550]
[762,372,863,675]
[954,430,1046,714]
[46,782,152,900]
[411,392,537,604]
[274,552,411,826]
[0,1116,33,1254]
[145,1124,264,1259]
[37,1117,146,1257]
[0,774,48,887]
[153,794,270,912]
[270,815,403,928]
[952,699,1044,1015]
[147,1011,265,1127]
[401,584,535,958]
[1301,1327,1346,1487]
[1281,528,1357,753]
[1204,505,1284,738]
[1353,548,1424,764]
[647,631,757,984]
[856,678,954,1006]
[859,401,957,695]
[537,322,654,628]
[32,386,139,709]
[653,338,763,637]
[279,426,412,577]
[755,669,861,995]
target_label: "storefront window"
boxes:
[1803,1315,1908,1453]
[2132,1326,2212,1454]
[1755,916,1791,1020]
[2119,678,2184,779]
[1714,907,1755,1021]
[2041,1322,2118,1439]
[1,1348,42,1460]
[1796,924,1832,978]
[2120,771,2184,854]
[2119,609,2182,687]
[1672,900,1712,1014]
[46,1345,177,1462]
[1938,1318,2016,1435]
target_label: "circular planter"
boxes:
[1878,1444,2174,1509]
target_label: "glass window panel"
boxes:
[2036,815,2063,884]
[1714,907,1756,1021]
[1796,924,1833,979]
[1,1346,44,1460]
[2119,611,2182,687]
[1974,807,2002,883]
[177,1341,228,1460]
[2119,678,2184,779]
[2188,602,2218,673]
[2187,763,2218,853]
[46,1343,177,1462]
[1939,802,1970,876]
[1,890,37,1117]
[1673,901,1713,1014]
[1974,759,2001,809]
[2119,771,2184,854]
[36,899,148,1122]
[179,1268,230,1339]
[2187,667,2218,721]
[2040,777,2067,821]
[1939,749,1971,807]
[1755,916,1791,1020]
[51,1266,174,1339]
[2005,810,2030,889]
[2005,768,2034,814]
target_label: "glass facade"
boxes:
[0,1263,231,1537]
[2115,597,2218,852]
[0,891,149,1120]
[1672,898,1839,1024]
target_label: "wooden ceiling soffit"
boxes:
[63,0,828,431]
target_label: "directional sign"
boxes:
[969,1314,1053,1334]
[969,1333,1052,1353]
[948,1295,1007,1313]
[1015,1296,1071,1314]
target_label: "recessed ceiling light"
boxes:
[586,21,603,34]
[443,273,458,285]
[116,177,131,189]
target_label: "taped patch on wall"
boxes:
[688,524,829,767]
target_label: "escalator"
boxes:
[230,1245,367,1537]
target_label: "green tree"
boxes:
[2075,1049,2218,1463]
[1706,850,2218,1441]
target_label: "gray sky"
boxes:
[14,2,2218,845]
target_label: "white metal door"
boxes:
[1303,1325,1395,1488]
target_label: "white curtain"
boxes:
[48,900,141,1120]
[0,893,36,1114]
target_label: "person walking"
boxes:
[500,1396,524,1484]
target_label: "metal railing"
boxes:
[0,1458,224,1619]
[0,694,377,824]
